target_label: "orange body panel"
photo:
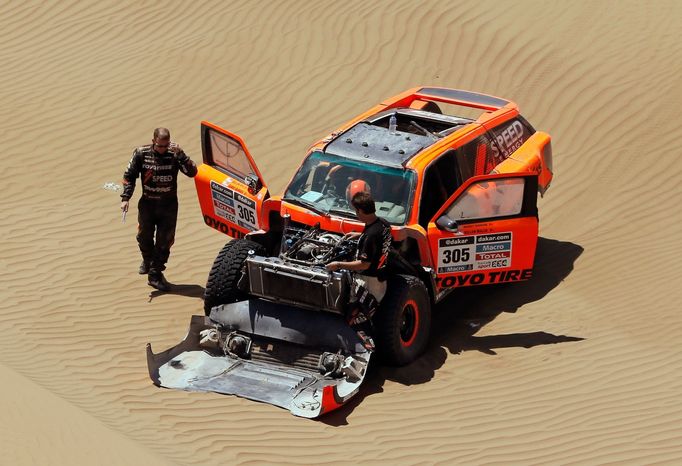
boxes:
[426,172,539,296]
[493,132,548,174]
[427,216,538,293]
[195,164,269,238]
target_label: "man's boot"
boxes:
[355,328,375,352]
[345,305,375,351]
[138,260,150,274]
[148,272,171,292]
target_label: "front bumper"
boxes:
[146,299,371,418]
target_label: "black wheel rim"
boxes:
[400,303,417,344]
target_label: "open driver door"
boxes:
[195,121,269,239]
[427,172,539,298]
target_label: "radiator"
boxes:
[245,256,348,314]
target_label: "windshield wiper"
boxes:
[326,207,356,219]
[282,197,327,216]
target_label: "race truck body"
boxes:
[147,87,554,417]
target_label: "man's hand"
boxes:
[169,142,183,155]
[170,142,191,165]
[326,261,340,272]
[120,200,129,212]
[327,259,368,273]
[343,231,361,240]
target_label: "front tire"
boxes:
[203,239,265,315]
[374,274,431,366]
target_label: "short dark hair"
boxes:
[153,127,171,140]
[351,191,375,214]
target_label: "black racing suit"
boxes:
[348,217,393,324]
[121,144,197,276]
[357,217,392,279]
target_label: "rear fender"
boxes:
[493,132,553,195]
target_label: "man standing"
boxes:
[326,187,393,349]
[120,128,197,291]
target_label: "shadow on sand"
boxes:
[322,237,585,426]
[148,283,205,301]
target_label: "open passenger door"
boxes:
[195,121,269,239]
[427,173,539,296]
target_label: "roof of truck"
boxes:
[324,108,475,167]
[321,87,516,169]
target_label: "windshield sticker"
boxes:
[210,181,258,230]
[437,232,512,273]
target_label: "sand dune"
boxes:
[2,0,681,464]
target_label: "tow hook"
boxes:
[223,332,252,359]
[318,352,345,378]
[318,352,364,382]
[198,328,252,359]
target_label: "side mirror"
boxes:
[436,215,459,233]
[245,174,261,194]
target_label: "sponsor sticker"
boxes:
[439,237,474,247]
[475,251,510,261]
[213,199,235,212]
[476,243,511,253]
[436,268,533,289]
[234,192,256,209]
[210,181,233,198]
[437,232,513,274]
[490,120,526,162]
[213,191,234,205]
[476,233,512,244]
[210,181,259,231]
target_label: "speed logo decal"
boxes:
[438,232,512,273]
[210,181,259,231]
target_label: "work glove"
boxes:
[169,142,185,157]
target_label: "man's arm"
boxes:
[326,259,370,272]
[120,149,142,209]
[343,231,362,240]
[170,143,198,178]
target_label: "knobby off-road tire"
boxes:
[203,239,265,315]
[374,274,432,366]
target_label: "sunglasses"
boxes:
[155,143,170,149]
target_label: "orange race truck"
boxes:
[147,87,553,417]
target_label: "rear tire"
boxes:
[203,239,265,315]
[374,274,431,366]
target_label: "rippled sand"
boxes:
[2,1,681,464]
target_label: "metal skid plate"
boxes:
[146,300,371,418]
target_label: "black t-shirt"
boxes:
[357,217,392,277]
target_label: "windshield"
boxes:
[283,151,416,225]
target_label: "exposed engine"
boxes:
[242,222,358,314]
[278,222,357,266]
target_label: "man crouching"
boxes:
[326,187,392,349]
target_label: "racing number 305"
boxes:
[442,248,470,264]
[237,204,255,224]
